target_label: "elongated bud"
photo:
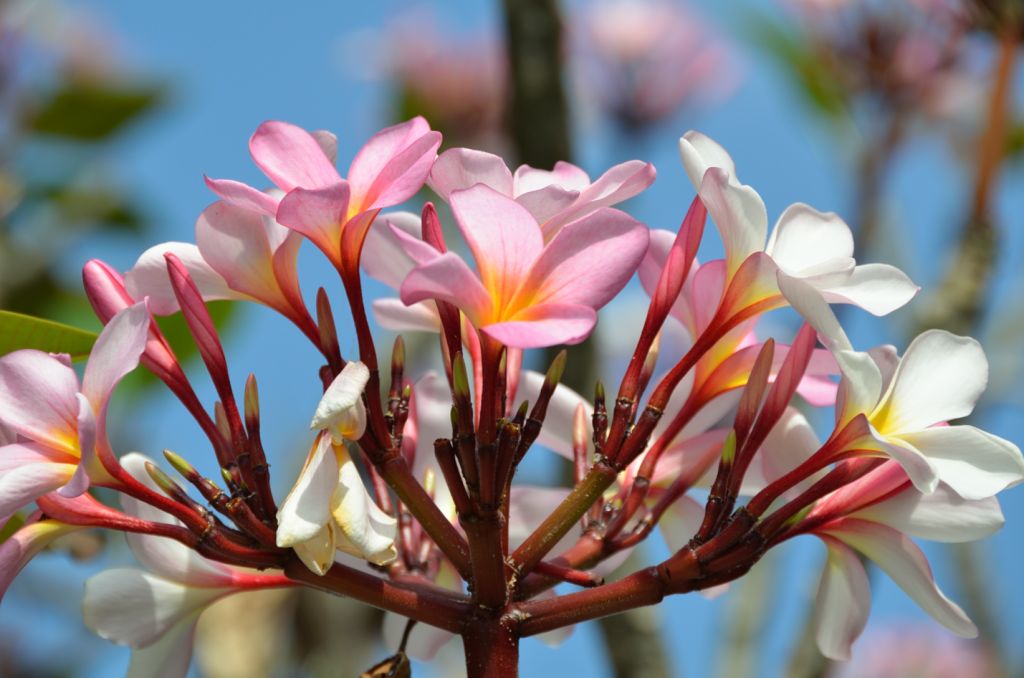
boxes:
[733,339,775,445]
[720,430,737,466]
[390,335,406,399]
[82,259,133,323]
[451,351,471,399]
[316,287,342,366]
[213,402,232,445]
[163,449,197,480]
[572,403,589,484]
[146,462,184,498]
[545,350,567,388]
[165,253,231,391]
[595,380,606,405]
[421,202,447,252]
[513,400,529,426]
[244,374,260,432]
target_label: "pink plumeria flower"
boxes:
[679,131,919,317]
[0,302,149,516]
[277,362,398,575]
[780,273,1024,499]
[428,147,654,242]
[83,454,291,678]
[0,510,83,601]
[802,461,1002,660]
[397,184,650,349]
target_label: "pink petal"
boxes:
[512,161,590,195]
[249,121,341,191]
[196,201,302,314]
[361,211,423,288]
[542,160,656,238]
[348,117,441,210]
[0,517,79,601]
[0,455,75,516]
[399,252,493,325]
[124,242,237,315]
[274,182,351,265]
[427,147,513,200]
[520,207,648,310]
[0,351,80,455]
[515,185,580,226]
[81,302,150,413]
[59,394,95,498]
[482,303,597,349]
[203,177,278,216]
[449,185,544,303]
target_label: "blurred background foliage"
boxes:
[1,0,1022,676]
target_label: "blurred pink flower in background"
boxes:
[834,624,1000,678]
[571,0,739,130]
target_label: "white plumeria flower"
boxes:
[679,130,919,316]
[277,362,397,574]
[780,273,1024,499]
[806,463,1004,660]
[83,454,290,678]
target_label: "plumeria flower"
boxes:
[83,454,291,678]
[126,117,441,317]
[396,184,650,348]
[780,273,1024,499]
[0,510,84,600]
[428,147,655,241]
[679,131,918,317]
[276,362,398,574]
[640,232,841,408]
[798,461,1003,660]
[0,302,149,515]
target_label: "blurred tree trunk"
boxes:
[501,3,671,677]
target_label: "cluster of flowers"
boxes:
[0,116,1020,674]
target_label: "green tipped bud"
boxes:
[452,351,470,397]
[402,383,412,400]
[221,467,236,487]
[244,374,260,424]
[163,449,196,479]
[515,400,530,421]
[146,462,180,496]
[545,349,567,387]
[450,405,459,428]
[594,380,606,404]
[392,335,406,370]
[497,347,507,374]
[785,502,815,528]
[213,402,231,442]
[721,430,737,465]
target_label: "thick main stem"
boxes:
[463,617,520,678]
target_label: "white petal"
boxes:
[83,568,228,648]
[813,538,871,661]
[895,426,1024,500]
[766,203,854,275]
[119,453,238,586]
[825,519,977,638]
[699,167,768,277]
[292,524,336,576]
[371,298,441,333]
[516,371,592,460]
[331,446,397,565]
[855,483,1004,542]
[872,431,940,495]
[276,435,338,547]
[124,242,239,315]
[873,330,987,434]
[679,130,737,189]
[310,362,370,440]
[126,614,197,678]
[819,263,919,316]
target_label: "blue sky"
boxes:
[5,0,1023,675]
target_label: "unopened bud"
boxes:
[163,449,196,479]
[545,350,567,387]
[146,462,182,497]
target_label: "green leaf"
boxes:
[0,309,98,359]
[29,82,165,141]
